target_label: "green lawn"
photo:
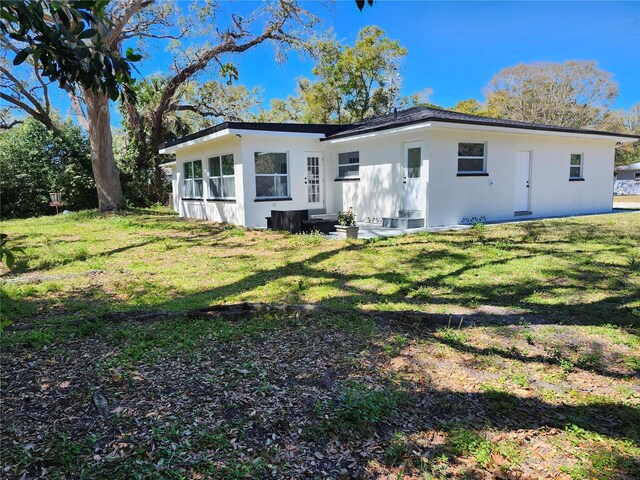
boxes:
[1,209,639,479]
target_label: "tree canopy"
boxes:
[483,60,619,129]
[0,117,97,219]
[0,0,139,101]
[257,26,430,123]
[2,0,319,212]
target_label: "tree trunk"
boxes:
[84,90,126,211]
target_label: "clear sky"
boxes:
[55,0,640,126]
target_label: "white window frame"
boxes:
[208,153,235,200]
[183,159,203,199]
[457,142,487,174]
[336,151,360,179]
[569,153,583,180]
[254,151,290,199]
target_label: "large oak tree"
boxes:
[484,60,619,129]
[1,0,317,211]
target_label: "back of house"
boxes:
[158,107,638,228]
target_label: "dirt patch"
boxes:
[2,314,638,479]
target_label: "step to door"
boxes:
[398,210,423,218]
[382,217,425,229]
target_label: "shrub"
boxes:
[0,118,97,218]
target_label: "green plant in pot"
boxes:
[336,207,359,239]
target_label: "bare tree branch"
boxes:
[0,118,23,129]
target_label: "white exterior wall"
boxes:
[616,169,639,180]
[168,125,618,229]
[425,128,616,226]
[239,135,328,227]
[170,164,178,212]
[174,136,244,224]
[323,129,430,223]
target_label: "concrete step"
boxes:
[308,208,327,215]
[382,217,425,229]
[398,210,423,218]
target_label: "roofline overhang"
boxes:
[325,122,432,143]
[322,117,640,143]
[427,121,639,142]
[158,128,327,154]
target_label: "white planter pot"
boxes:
[336,225,359,239]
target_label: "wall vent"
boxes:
[461,215,487,225]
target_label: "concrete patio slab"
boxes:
[324,223,471,239]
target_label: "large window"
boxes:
[337,151,360,178]
[570,153,583,179]
[255,152,288,198]
[209,154,235,199]
[457,142,486,174]
[183,160,203,198]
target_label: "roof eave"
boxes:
[323,116,640,142]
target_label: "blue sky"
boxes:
[57,1,640,126]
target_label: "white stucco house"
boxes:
[158,106,638,229]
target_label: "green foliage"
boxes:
[257,25,427,123]
[0,233,24,269]
[452,98,492,117]
[384,432,410,465]
[0,118,97,218]
[0,0,138,100]
[338,207,357,226]
[321,383,408,436]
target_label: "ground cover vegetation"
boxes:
[1,209,639,478]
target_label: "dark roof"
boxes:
[322,106,640,141]
[158,121,346,150]
[159,106,639,150]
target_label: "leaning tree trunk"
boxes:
[84,90,126,211]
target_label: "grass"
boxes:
[1,208,639,330]
[1,208,640,478]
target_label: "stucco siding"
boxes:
[239,135,328,227]
[426,129,615,226]
[174,136,244,224]
[168,125,620,229]
[325,130,429,223]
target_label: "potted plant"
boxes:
[336,207,359,239]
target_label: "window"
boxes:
[183,160,203,198]
[407,147,421,178]
[208,154,235,199]
[337,151,360,178]
[570,153,583,179]
[635,172,640,182]
[255,152,288,198]
[457,142,486,174]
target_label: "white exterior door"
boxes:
[305,153,323,208]
[403,142,425,211]
[515,151,532,212]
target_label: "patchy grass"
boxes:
[1,209,640,478]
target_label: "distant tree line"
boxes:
[449,61,639,166]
